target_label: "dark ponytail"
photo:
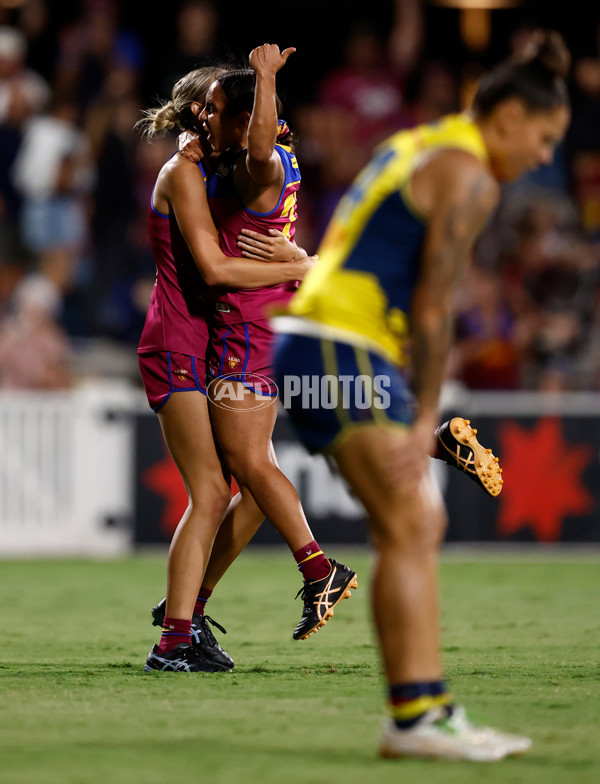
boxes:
[215,68,284,118]
[473,30,571,117]
[215,68,295,148]
[530,30,571,80]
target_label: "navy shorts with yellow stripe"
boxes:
[273,332,415,455]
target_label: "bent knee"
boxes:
[371,502,447,554]
[186,476,232,518]
[223,452,273,489]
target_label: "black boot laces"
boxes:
[198,615,227,647]
[295,583,317,616]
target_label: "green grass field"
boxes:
[1,548,599,784]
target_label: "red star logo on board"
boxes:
[142,449,239,537]
[496,418,594,542]
[142,450,187,536]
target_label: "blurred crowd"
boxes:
[1,0,600,392]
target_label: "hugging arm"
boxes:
[236,227,310,262]
[166,160,310,287]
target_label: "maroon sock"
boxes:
[156,616,192,653]
[194,587,213,616]
[293,540,331,581]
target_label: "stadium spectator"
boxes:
[454,265,522,389]
[408,60,459,125]
[11,92,93,294]
[568,24,600,236]
[317,22,410,149]
[15,0,55,81]
[0,26,49,127]
[152,0,224,100]
[516,204,599,390]
[82,67,144,338]
[53,0,144,112]
[387,0,424,76]
[452,181,600,392]
[0,25,49,223]
[0,272,71,389]
[297,21,412,245]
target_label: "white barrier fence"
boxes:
[2,382,600,555]
[0,381,142,556]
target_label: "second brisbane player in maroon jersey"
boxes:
[195,45,358,642]
[206,124,300,325]
[205,126,300,393]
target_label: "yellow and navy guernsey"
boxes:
[287,113,489,366]
[273,114,488,455]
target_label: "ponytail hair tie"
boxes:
[277,119,290,139]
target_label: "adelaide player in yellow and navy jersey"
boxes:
[274,112,491,453]
[270,31,571,760]
[289,113,489,365]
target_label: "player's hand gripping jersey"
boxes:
[287,113,489,366]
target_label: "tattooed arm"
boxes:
[410,150,500,437]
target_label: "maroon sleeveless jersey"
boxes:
[207,144,301,325]
[138,194,211,356]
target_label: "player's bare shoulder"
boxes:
[413,148,498,228]
[430,148,499,229]
[418,149,500,282]
[160,151,207,195]
[161,151,203,180]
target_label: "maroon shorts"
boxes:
[138,351,207,411]
[207,320,278,397]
